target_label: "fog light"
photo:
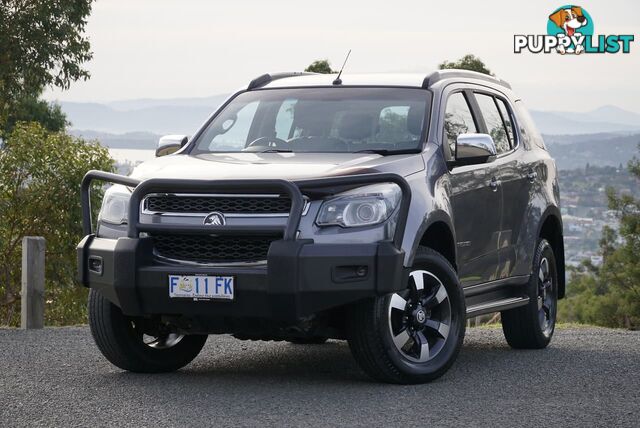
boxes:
[88,256,103,275]
[333,265,369,282]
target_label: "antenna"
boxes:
[332,49,351,85]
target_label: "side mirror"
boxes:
[156,135,188,157]
[454,133,497,166]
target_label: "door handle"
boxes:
[527,171,538,181]
[489,177,500,191]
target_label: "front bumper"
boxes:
[77,235,406,321]
[77,170,411,322]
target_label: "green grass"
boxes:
[1,284,88,327]
[470,322,600,330]
[44,285,89,326]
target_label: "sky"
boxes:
[43,0,640,113]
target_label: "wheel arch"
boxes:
[407,211,457,271]
[537,207,565,299]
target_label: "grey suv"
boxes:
[77,70,564,384]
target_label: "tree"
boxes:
[0,122,114,326]
[438,54,493,76]
[2,95,68,137]
[560,146,640,329]
[305,59,334,74]
[0,0,93,130]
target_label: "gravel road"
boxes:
[0,326,638,427]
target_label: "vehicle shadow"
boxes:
[104,329,612,387]
[114,339,367,384]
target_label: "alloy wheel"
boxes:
[537,257,555,337]
[387,270,452,363]
[142,333,184,349]
[130,320,185,350]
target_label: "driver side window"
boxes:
[444,92,477,157]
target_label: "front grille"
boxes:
[153,234,277,264]
[145,194,291,215]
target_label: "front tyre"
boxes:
[88,289,207,373]
[347,247,466,384]
[501,239,558,349]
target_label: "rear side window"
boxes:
[495,98,516,147]
[444,92,477,156]
[475,93,510,155]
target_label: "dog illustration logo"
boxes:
[549,6,588,38]
[178,276,193,293]
[548,6,590,54]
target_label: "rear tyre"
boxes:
[501,239,558,349]
[88,289,207,373]
[347,247,465,384]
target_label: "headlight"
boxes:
[316,183,401,228]
[98,185,131,225]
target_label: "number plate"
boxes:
[168,275,234,300]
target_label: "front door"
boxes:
[444,91,502,287]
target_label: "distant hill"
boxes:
[544,133,640,170]
[106,94,229,111]
[60,94,227,135]
[530,105,640,135]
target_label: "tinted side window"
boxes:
[444,92,477,156]
[475,93,510,155]
[495,98,516,147]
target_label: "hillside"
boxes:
[61,103,219,135]
[60,94,227,135]
[544,133,640,170]
[530,105,640,135]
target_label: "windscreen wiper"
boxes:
[353,149,391,155]
[354,148,421,155]
[259,148,293,153]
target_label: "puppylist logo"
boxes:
[515,5,634,55]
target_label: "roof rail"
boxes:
[422,69,511,90]
[247,72,318,90]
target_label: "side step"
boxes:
[466,296,529,318]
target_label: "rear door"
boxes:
[473,91,531,279]
[444,89,502,287]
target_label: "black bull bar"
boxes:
[80,170,411,242]
[79,170,412,288]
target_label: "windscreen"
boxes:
[191,87,430,154]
